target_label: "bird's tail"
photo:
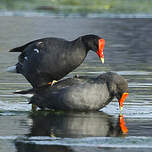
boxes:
[14,88,35,94]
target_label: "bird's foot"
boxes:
[32,104,37,112]
[48,80,58,86]
[50,129,56,138]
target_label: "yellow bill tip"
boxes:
[100,57,104,64]
[120,106,123,111]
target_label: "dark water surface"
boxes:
[0,17,152,152]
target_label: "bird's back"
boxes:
[30,77,111,111]
[20,37,87,87]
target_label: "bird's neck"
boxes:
[80,35,96,53]
[71,37,88,53]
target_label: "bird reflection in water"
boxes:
[119,114,128,135]
[27,111,128,138]
[15,111,128,152]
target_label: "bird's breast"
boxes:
[63,83,110,110]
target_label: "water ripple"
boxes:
[15,136,152,148]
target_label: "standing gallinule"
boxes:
[7,34,105,88]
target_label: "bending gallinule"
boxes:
[25,72,128,111]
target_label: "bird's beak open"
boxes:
[97,39,105,64]
[119,92,128,111]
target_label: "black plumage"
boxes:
[28,72,128,111]
[8,34,105,88]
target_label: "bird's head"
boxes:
[97,72,128,111]
[82,34,105,63]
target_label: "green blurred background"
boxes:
[0,0,152,15]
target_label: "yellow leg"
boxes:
[48,80,58,86]
[32,104,37,112]
[50,129,56,138]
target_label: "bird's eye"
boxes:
[24,56,28,61]
[34,48,40,53]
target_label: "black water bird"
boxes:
[26,72,128,111]
[7,34,105,88]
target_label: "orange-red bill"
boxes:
[119,92,128,110]
[119,114,128,134]
[97,39,105,63]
